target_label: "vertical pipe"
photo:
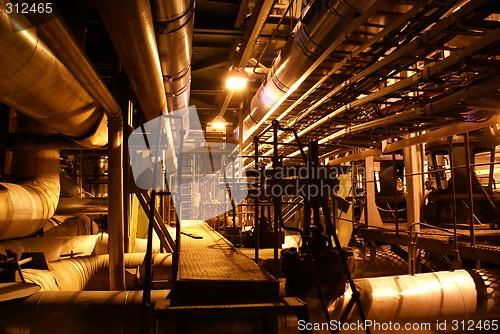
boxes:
[254,136,260,264]
[173,129,185,285]
[448,137,459,255]
[272,121,280,277]
[107,117,125,291]
[403,137,422,274]
[464,132,476,246]
[392,151,399,235]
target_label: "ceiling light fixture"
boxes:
[211,115,227,129]
[225,67,248,90]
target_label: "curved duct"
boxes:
[0,148,59,240]
[0,1,107,147]
[241,0,376,141]
[0,290,169,334]
[151,0,194,113]
[22,253,172,291]
[329,270,500,325]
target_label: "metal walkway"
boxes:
[172,220,279,302]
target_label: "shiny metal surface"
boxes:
[0,290,169,334]
[55,198,109,215]
[0,0,105,146]
[96,0,177,174]
[330,270,500,322]
[0,148,60,240]
[95,0,167,120]
[0,234,161,263]
[242,0,377,141]
[22,253,172,291]
[21,4,121,120]
[151,0,194,113]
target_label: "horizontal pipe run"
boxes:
[22,253,172,291]
[0,290,169,334]
[329,270,500,323]
[0,234,162,263]
[55,198,108,215]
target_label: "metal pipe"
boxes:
[0,1,106,147]
[151,0,194,113]
[95,0,166,121]
[0,290,169,334]
[55,198,108,215]
[22,253,172,291]
[464,132,476,246]
[96,0,177,173]
[329,270,500,324]
[0,234,161,263]
[19,3,127,291]
[0,148,60,240]
[240,0,377,141]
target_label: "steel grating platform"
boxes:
[171,221,279,303]
[358,224,500,265]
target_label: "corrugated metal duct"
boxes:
[0,290,169,334]
[0,1,107,147]
[329,270,500,327]
[240,0,377,141]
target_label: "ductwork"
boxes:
[96,0,177,173]
[55,198,108,215]
[94,0,166,121]
[0,234,161,263]
[241,0,377,141]
[0,147,59,240]
[329,270,500,326]
[22,253,172,291]
[151,0,194,113]
[0,290,169,334]
[0,1,107,147]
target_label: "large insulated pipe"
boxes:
[0,290,169,334]
[95,0,167,121]
[2,3,126,289]
[0,148,59,240]
[22,253,172,291]
[0,1,106,147]
[0,234,161,263]
[151,0,194,113]
[0,114,59,240]
[240,0,376,141]
[96,0,177,173]
[329,270,500,326]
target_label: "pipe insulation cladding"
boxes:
[22,253,172,291]
[240,0,377,141]
[0,290,170,334]
[0,0,107,147]
[0,148,60,240]
[329,270,500,326]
